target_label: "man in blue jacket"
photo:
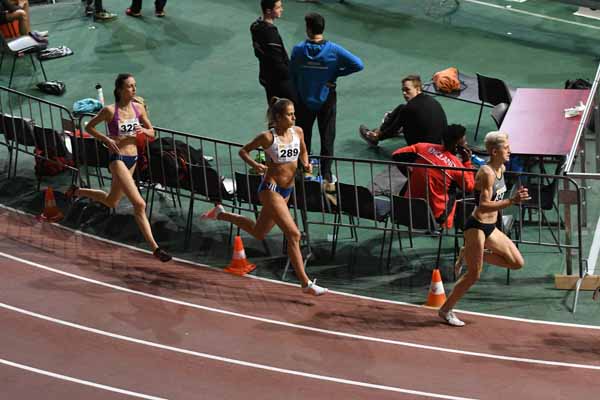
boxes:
[291,12,363,182]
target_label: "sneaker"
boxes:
[153,247,172,262]
[302,279,328,296]
[454,246,465,277]
[359,125,378,147]
[95,10,118,21]
[438,309,465,327]
[125,8,142,17]
[33,30,49,38]
[155,9,166,17]
[201,204,224,220]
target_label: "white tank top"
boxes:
[264,127,301,164]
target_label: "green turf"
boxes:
[2,0,600,326]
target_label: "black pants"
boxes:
[129,0,167,13]
[378,103,404,141]
[296,89,337,181]
[263,80,297,106]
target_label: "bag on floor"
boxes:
[432,67,460,93]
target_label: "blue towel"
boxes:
[73,98,103,115]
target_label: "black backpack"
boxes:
[564,78,592,90]
[141,138,209,188]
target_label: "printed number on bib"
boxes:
[278,145,299,162]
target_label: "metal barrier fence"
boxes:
[0,86,79,187]
[0,86,584,281]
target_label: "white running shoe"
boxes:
[438,309,465,327]
[303,279,328,296]
[454,246,465,277]
[201,204,224,220]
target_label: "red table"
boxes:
[500,88,591,156]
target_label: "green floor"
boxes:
[2,0,600,325]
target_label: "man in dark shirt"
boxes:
[250,0,296,104]
[359,74,447,147]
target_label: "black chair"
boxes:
[0,31,48,87]
[387,195,442,272]
[475,73,513,140]
[75,136,110,187]
[490,102,509,129]
[0,113,35,178]
[332,182,390,269]
[518,161,566,248]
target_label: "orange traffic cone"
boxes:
[224,236,256,276]
[39,187,63,222]
[425,268,446,308]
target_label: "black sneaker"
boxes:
[153,247,172,262]
[359,125,378,147]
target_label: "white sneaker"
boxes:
[454,247,465,277]
[303,279,328,296]
[201,204,224,220]
[438,309,465,327]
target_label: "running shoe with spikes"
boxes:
[153,247,172,262]
[454,246,465,277]
[438,309,465,327]
[302,279,328,296]
[201,204,224,220]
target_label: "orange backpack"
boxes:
[432,67,461,93]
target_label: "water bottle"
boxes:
[471,154,486,167]
[95,83,104,105]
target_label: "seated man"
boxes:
[0,0,27,36]
[359,74,447,147]
[391,124,475,228]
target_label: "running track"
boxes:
[1,206,599,399]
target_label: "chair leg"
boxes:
[474,102,484,142]
[38,59,48,81]
[29,54,37,71]
[9,57,17,87]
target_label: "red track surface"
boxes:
[1,207,599,399]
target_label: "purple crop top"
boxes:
[108,103,141,137]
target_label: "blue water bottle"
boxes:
[471,154,486,167]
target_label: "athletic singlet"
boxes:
[264,127,301,164]
[474,168,507,205]
[108,103,141,137]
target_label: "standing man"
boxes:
[251,0,296,105]
[291,12,363,183]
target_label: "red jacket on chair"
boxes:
[392,143,475,228]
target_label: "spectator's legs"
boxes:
[129,0,142,13]
[316,89,337,182]
[295,99,317,154]
[94,0,103,12]
[155,0,167,13]
[377,103,405,141]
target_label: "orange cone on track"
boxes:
[224,236,256,276]
[39,187,63,222]
[425,268,446,308]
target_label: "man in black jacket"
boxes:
[250,0,296,104]
[359,74,447,147]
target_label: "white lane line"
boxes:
[2,204,600,330]
[0,358,167,400]
[463,0,600,30]
[2,251,600,371]
[0,302,474,400]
